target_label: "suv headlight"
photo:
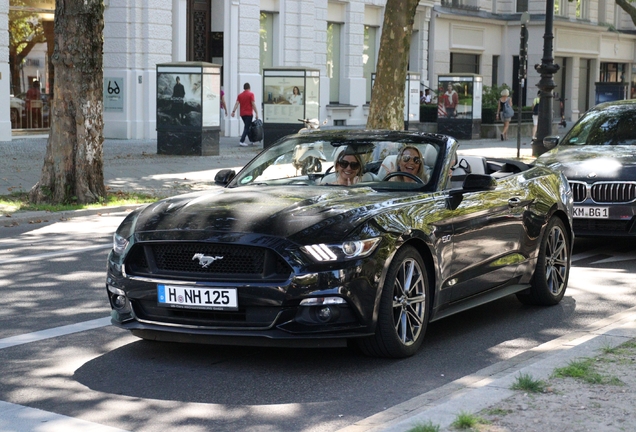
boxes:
[301,238,381,262]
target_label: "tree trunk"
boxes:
[366,0,420,130]
[615,0,636,26]
[29,0,106,205]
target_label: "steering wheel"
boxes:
[383,172,425,184]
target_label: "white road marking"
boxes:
[0,317,128,431]
[0,244,111,265]
[0,317,112,350]
[0,400,131,432]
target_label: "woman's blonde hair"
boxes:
[396,146,424,178]
[501,89,510,96]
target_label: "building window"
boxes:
[492,55,499,85]
[516,0,528,13]
[598,0,606,23]
[554,0,565,16]
[363,26,377,103]
[327,22,342,103]
[260,12,275,75]
[600,63,626,82]
[451,53,480,74]
[576,0,588,19]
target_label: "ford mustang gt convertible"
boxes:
[107,130,573,358]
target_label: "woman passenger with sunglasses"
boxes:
[390,146,427,183]
[332,150,364,186]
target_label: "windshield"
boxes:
[563,105,636,146]
[229,133,444,190]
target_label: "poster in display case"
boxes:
[156,62,222,155]
[264,76,306,123]
[437,74,482,140]
[262,68,321,147]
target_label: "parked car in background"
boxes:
[10,95,25,128]
[536,100,636,237]
[14,92,50,129]
[107,130,573,358]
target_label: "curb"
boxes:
[1,204,142,228]
[337,306,636,432]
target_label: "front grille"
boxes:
[125,242,292,281]
[591,182,636,203]
[131,299,282,327]
[569,181,636,204]
[569,182,587,203]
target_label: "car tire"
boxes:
[358,246,429,358]
[517,217,570,306]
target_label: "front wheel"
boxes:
[358,246,429,358]
[517,217,570,306]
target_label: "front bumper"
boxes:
[106,251,383,343]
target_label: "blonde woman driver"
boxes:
[389,146,427,183]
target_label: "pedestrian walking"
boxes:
[532,91,540,140]
[231,83,259,147]
[496,89,514,140]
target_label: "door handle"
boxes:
[508,197,522,207]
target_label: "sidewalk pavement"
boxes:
[6,128,631,432]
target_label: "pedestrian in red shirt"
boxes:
[231,83,259,146]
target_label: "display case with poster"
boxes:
[437,74,482,140]
[262,68,321,147]
[156,62,222,155]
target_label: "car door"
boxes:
[447,175,530,301]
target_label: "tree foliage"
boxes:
[366,0,420,130]
[29,0,106,205]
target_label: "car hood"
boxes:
[131,186,412,242]
[536,145,636,181]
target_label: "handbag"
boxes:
[248,118,263,142]
[503,100,514,119]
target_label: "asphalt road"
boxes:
[0,214,635,432]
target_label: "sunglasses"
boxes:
[338,160,361,170]
[400,155,422,164]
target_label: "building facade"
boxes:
[1,0,635,142]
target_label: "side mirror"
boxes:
[462,173,496,192]
[214,169,236,186]
[543,136,560,150]
[446,174,496,210]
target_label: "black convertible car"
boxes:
[536,99,636,237]
[107,130,573,358]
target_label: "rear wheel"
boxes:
[517,217,570,306]
[358,246,429,358]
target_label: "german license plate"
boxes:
[157,284,238,310]
[573,206,609,219]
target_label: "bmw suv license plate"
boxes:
[157,284,238,310]
[573,206,609,219]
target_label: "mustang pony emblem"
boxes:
[192,253,224,268]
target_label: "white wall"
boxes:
[0,0,11,142]
[103,0,173,139]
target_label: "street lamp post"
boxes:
[533,0,560,157]
[517,12,530,159]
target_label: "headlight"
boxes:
[302,238,381,262]
[111,208,142,254]
[113,233,129,255]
